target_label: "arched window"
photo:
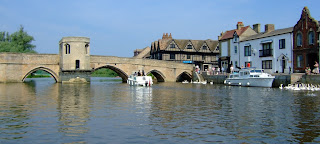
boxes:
[308,31,315,45]
[296,33,302,47]
[85,43,89,54]
[65,44,70,54]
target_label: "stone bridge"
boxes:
[0,53,194,83]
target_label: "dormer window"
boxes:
[202,45,207,50]
[233,34,239,43]
[170,44,175,48]
[187,44,192,49]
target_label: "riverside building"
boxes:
[149,33,219,71]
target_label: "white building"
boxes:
[230,24,293,74]
[218,22,257,72]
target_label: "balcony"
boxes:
[259,49,273,57]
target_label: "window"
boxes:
[297,55,303,68]
[65,44,70,54]
[235,61,238,67]
[170,44,175,48]
[187,54,191,59]
[308,31,315,45]
[234,46,237,54]
[187,44,192,49]
[202,55,206,60]
[85,43,89,54]
[202,45,207,50]
[260,43,272,57]
[75,60,80,69]
[233,35,238,43]
[297,33,302,46]
[262,60,272,69]
[170,54,175,59]
[244,45,251,56]
[279,39,285,49]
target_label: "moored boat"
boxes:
[224,68,275,87]
[127,75,153,86]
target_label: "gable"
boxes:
[183,41,196,52]
[165,40,181,51]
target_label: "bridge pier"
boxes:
[59,70,92,83]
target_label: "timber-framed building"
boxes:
[150,33,219,71]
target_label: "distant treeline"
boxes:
[0,25,36,53]
[27,70,51,78]
[91,69,119,77]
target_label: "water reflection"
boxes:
[0,78,320,143]
[57,83,92,138]
[293,92,320,143]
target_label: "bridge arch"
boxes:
[176,71,192,82]
[22,67,59,82]
[93,65,129,82]
[146,69,166,82]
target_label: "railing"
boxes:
[259,49,273,57]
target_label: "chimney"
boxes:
[218,31,224,40]
[237,22,244,30]
[162,33,172,40]
[265,24,275,33]
[253,24,261,33]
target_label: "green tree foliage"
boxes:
[0,25,36,53]
[91,68,119,77]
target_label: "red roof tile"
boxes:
[219,26,250,40]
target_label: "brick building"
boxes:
[293,7,320,72]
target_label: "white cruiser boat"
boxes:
[127,75,153,86]
[224,68,275,87]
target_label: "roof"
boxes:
[240,27,293,42]
[153,38,218,52]
[133,46,150,58]
[219,26,250,40]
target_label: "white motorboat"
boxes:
[127,75,153,86]
[224,68,275,87]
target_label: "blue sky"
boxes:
[0,0,319,57]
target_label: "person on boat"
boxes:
[142,70,145,76]
[230,65,234,73]
[247,63,250,68]
[134,72,137,76]
[314,61,319,74]
[211,67,215,75]
[221,67,225,75]
[138,70,141,76]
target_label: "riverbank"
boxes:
[201,73,320,87]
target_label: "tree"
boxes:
[0,25,36,53]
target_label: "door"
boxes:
[282,59,286,73]
[76,60,80,69]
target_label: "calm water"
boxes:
[0,77,320,143]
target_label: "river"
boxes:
[0,77,319,143]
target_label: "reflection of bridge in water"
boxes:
[0,37,193,83]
